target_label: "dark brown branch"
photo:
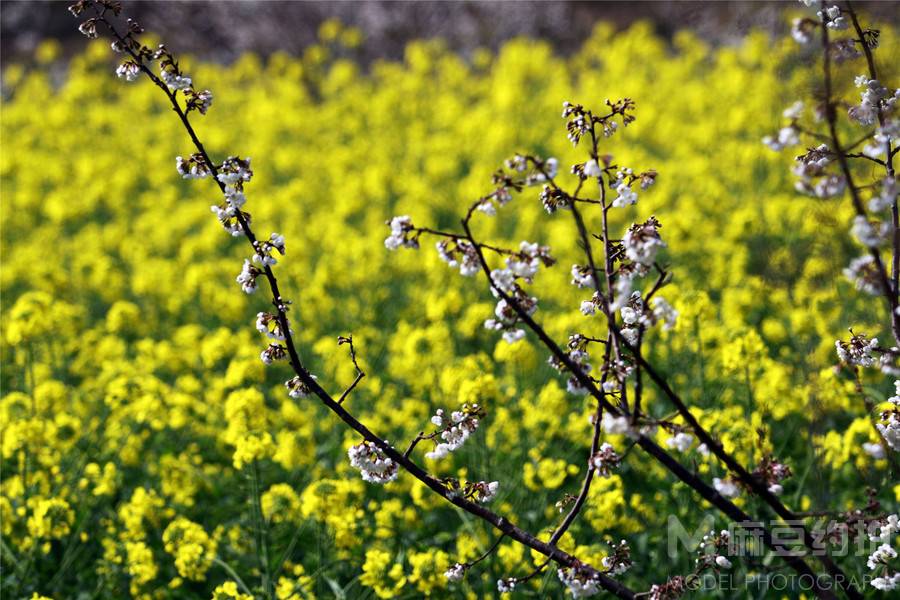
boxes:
[337,335,365,404]
[845,153,886,166]
[467,533,507,568]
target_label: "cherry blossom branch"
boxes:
[820,16,900,346]
[440,98,858,595]
[455,213,842,599]
[71,3,639,596]
[845,1,898,303]
[544,83,866,600]
[552,108,854,595]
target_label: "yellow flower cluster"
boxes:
[211,581,253,600]
[360,549,408,598]
[2,9,899,599]
[26,497,74,541]
[260,483,301,525]
[162,517,217,581]
[275,563,317,600]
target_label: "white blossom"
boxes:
[176,155,210,179]
[224,187,246,209]
[620,306,640,325]
[259,343,286,365]
[285,374,317,399]
[791,18,815,44]
[77,19,99,39]
[192,89,213,114]
[610,275,636,311]
[589,442,621,477]
[871,573,900,591]
[870,515,900,542]
[544,157,559,178]
[612,182,638,208]
[866,121,900,160]
[623,218,665,266]
[236,259,260,294]
[819,5,847,30]
[563,350,593,396]
[480,480,500,502]
[254,232,286,266]
[666,432,694,453]
[348,441,399,484]
[436,239,480,277]
[161,68,192,91]
[813,174,845,198]
[867,543,898,570]
[783,101,804,120]
[713,477,740,498]
[851,216,889,248]
[490,268,517,295]
[506,242,542,279]
[425,407,480,460]
[877,414,900,451]
[603,120,619,137]
[652,297,678,330]
[849,79,889,126]
[444,563,466,583]
[558,567,602,598]
[255,312,289,340]
[762,126,800,151]
[571,264,595,288]
[601,413,636,437]
[869,178,898,213]
[890,381,900,406]
[601,542,632,575]
[384,215,417,250]
[476,199,497,216]
[116,61,140,82]
[843,255,883,296]
[835,334,879,367]
[863,442,886,460]
[715,556,732,569]
[584,159,603,178]
[502,329,526,344]
[217,156,253,185]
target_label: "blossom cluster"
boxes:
[424,404,483,460]
[348,441,399,484]
[867,514,900,590]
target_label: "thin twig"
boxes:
[337,335,365,404]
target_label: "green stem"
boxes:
[214,556,254,596]
[250,460,273,599]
